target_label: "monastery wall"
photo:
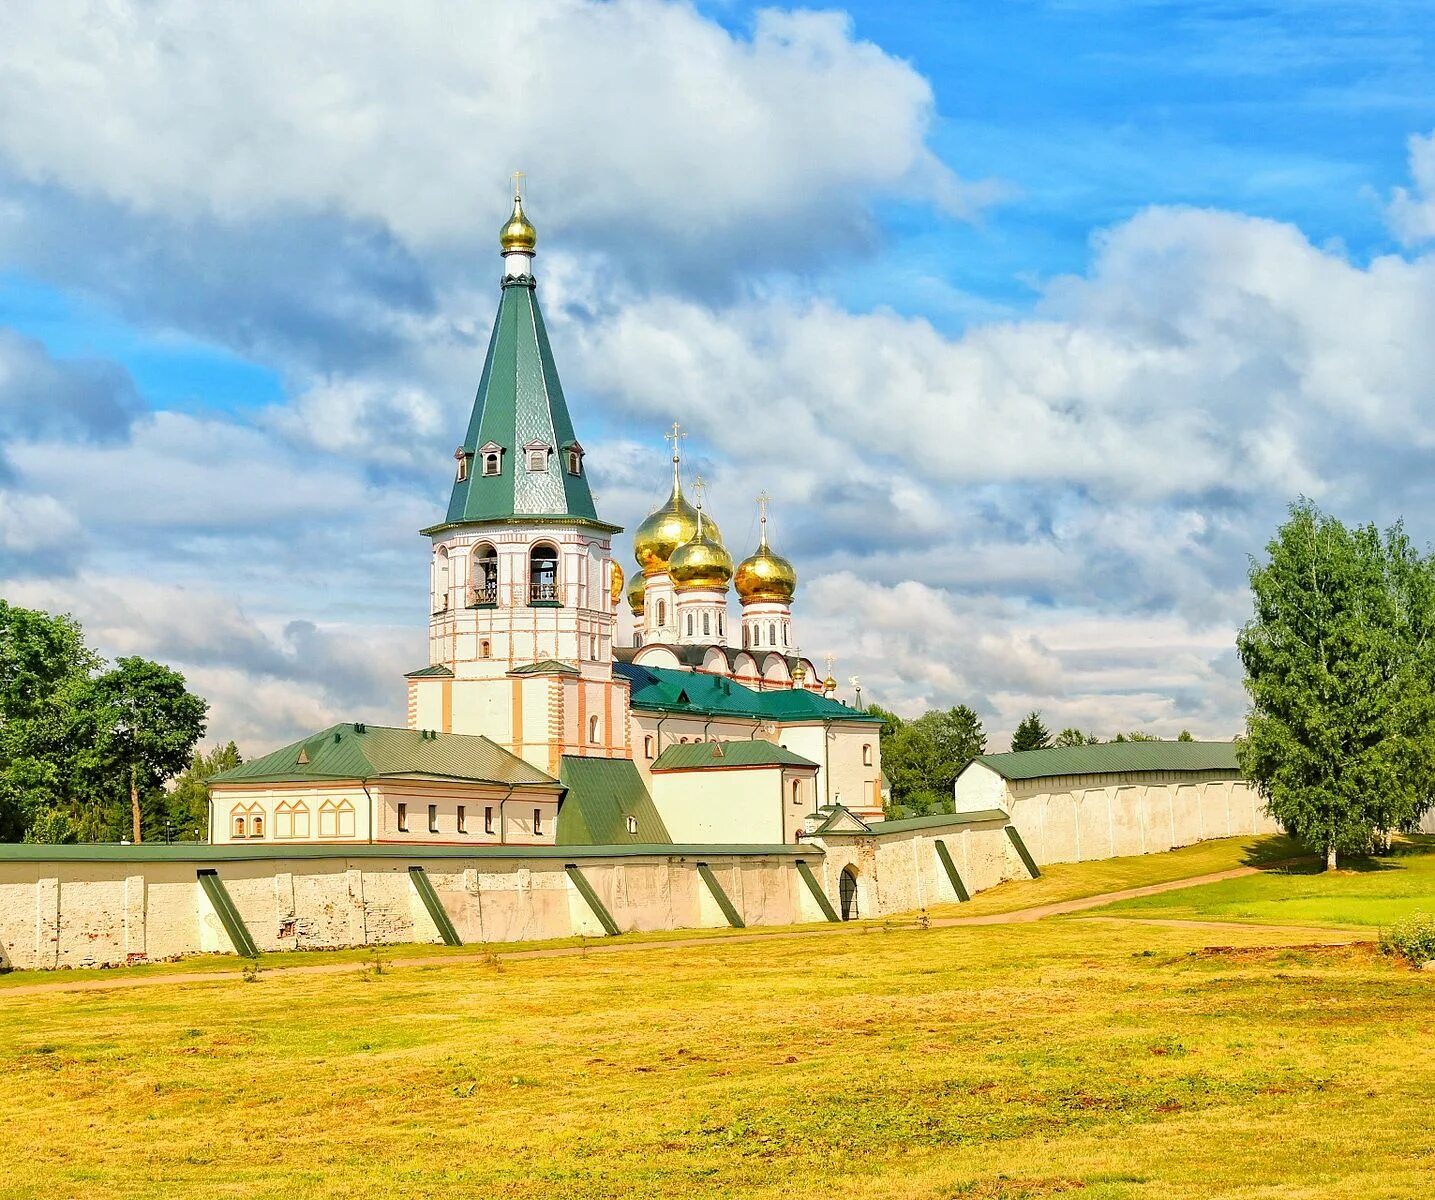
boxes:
[1004,779,1279,866]
[0,817,1025,971]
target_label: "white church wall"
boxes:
[777,722,883,817]
[651,767,787,844]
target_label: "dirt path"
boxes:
[0,862,1368,999]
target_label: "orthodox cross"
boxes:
[664,420,686,464]
[756,489,771,545]
[511,170,526,199]
[692,475,707,509]
[824,653,835,677]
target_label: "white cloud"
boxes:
[1387,129,1435,245]
[0,0,988,269]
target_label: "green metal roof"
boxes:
[0,841,813,863]
[975,741,1241,782]
[436,277,610,531]
[864,809,1010,834]
[615,663,881,725]
[556,757,672,846]
[509,659,580,676]
[404,664,454,678]
[811,803,870,834]
[650,741,819,771]
[210,723,558,787]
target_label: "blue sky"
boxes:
[2,1,1434,747]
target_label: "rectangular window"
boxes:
[484,806,494,835]
[863,744,873,766]
[533,808,543,836]
[428,804,438,834]
[397,803,408,833]
[457,805,467,834]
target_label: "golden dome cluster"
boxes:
[627,571,646,615]
[499,193,537,254]
[633,477,723,577]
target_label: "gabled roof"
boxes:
[404,664,454,679]
[427,277,618,535]
[508,659,580,676]
[811,804,870,834]
[974,741,1241,782]
[556,757,672,846]
[650,740,818,771]
[615,662,880,724]
[211,723,559,788]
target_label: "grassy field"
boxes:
[926,831,1305,919]
[1095,835,1435,928]
[2,849,1432,1199]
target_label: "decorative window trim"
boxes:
[478,441,504,477]
[563,440,585,477]
[454,447,472,482]
[523,440,551,473]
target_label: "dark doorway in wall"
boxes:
[839,866,859,921]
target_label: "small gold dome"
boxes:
[610,561,625,609]
[735,542,797,605]
[669,517,734,592]
[626,571,646,615]
[634,481,722,577]
[792,662,807,681]
[822,674,837,692]
[499,194,537,254]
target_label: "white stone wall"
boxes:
[0,819,1020,970]
[1004,777,1279,865]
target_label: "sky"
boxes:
[3,0,1435,752]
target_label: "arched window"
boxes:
[625,815,638,834]
[479,441,504,476]
[433,548,450,613]
[251,814,265,838]
[783,624,790,647]
[635,632,643,647]
[702,612,711,637]
[454,448,470,482]
[529,543,559,603]
[791,779,801,805]
[566,446,584,476]
[232,814,245,839]
[589,634,598,659]
[862,744,873,766]
[471,544,498,606]
[718,612,725,636]
[588,715,600,744]
[686,613,694,636]
[769,621,777,646]
[657,599,667,627]
[644,735,655,759]
[742,625,749,648]
[479,639,492,659]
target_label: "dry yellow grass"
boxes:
[2,904,1431,1198]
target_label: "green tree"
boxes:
[1237,500,1435,869]
[1178,730,1195,742]
[88,658,208,843]
[1052,728,1099,747]
[1115,731,1161,742]
[883,705,986,815]
[864,704,905,739]
[167,741,242,841]
[1010,711,1051,753]
[0,601,99,839]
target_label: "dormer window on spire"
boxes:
[524,440,551,473]
[564,441,584,476]
[454,447,472,483]
[478,441,504,477]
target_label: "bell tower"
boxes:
[408,181,631,774]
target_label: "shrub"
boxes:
[1379,912,1435,966]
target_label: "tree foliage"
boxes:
[1237,500,1435,869]
[0,602,209,843]
[1052,728,1099,748]
[878,705,987,817]
[1010,711,1052,753]
[167,742,243,841]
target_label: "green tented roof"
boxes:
[650,741,819,771]
[434,278,614,531]
[210,724,558,787]
[975,741,1241,782]
[556,757,672,846]
[615,663,881,725]
[404,665,454,678]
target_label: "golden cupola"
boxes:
[735,501,797,605]
[499,191,537,255]
[668,505,734,592]
[633,436,722,576]
[626,571,646,615]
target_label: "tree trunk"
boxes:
[1326,844,1337,872]
[130,768,142,844]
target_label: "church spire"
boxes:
[426,186,617,536]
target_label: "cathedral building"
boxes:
[210,189,883,847]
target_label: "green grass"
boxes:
[927,832,1304,919]
[1,870,1432,1198]
[1093,835,1435,929]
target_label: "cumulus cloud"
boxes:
[0,0,988,276]
[0,327,139,442]
[1387,129,1435,245]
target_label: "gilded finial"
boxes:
[756,489,771,547]
[500,172,537,255]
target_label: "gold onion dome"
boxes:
[609,560,625,609]
[735,524,797,605]
[626,571,646,615]
[669,512,734,592]
[634,480,722,577]
[499,193,537,254]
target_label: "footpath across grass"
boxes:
[1093,834,1435,929]
[928,832,1303,919]
[0,906,1430,1199]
